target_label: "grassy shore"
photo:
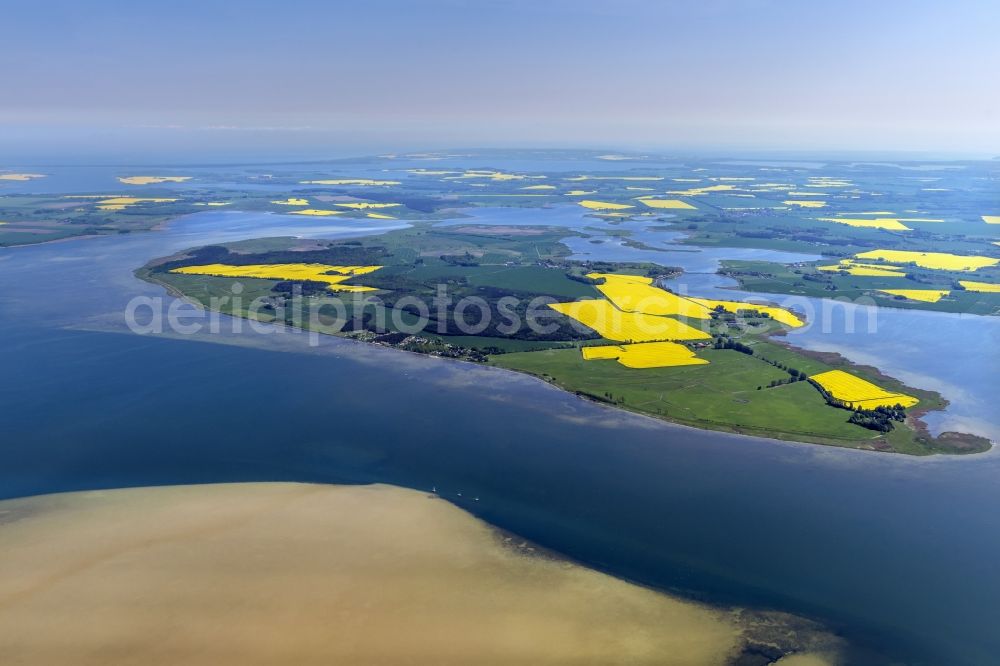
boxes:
[490,339,987,455]
[140,228,990,456]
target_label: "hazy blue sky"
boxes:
[2,0,998,160]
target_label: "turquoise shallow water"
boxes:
[1,209,999,665]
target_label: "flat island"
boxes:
[6,153,996,453]
[141,225,989,454]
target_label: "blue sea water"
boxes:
[1,207,999,664]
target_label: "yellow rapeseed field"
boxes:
[289,209,343,216]
[452,170,536,181]
[520,185,556,190]
[810,370,918,410]
[301,179,400,186]
[818,217,912,231]
[666,184,735,196]
[879,289,949,303]
[170,264,381,292]
[587,273,712,319]
[854,250,999,272]
[686,297,804,328]
[586,273,803,326]
[95,197,177,211]
[578,200,634,210]
[958,280,1000,293]
[439,170,544,182]
[784,200,826,208]
[335,202,401,210]
[586,273,650,284]
[0,173,46,181]
[637,198,696,210]
[367,212,395,219]
[271,198,309,206]
[842,262,905,271]
[817,260,906,277]
[118,176,191,185]
[581,342,709,368]
[821,266,906,277]
[547,299,711,342]
[806,177,852,187]
[580,346,621,360]
[567,176,663,182]
[192,202,230,207]
[99,197,177,205]
[564,190,596,196]
[981,215,1000,224]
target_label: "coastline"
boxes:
[6,204,1000,663]
[137,262,992,456]
[10,200,985,457]
[493,361,990,454]
[770,338,967,442]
